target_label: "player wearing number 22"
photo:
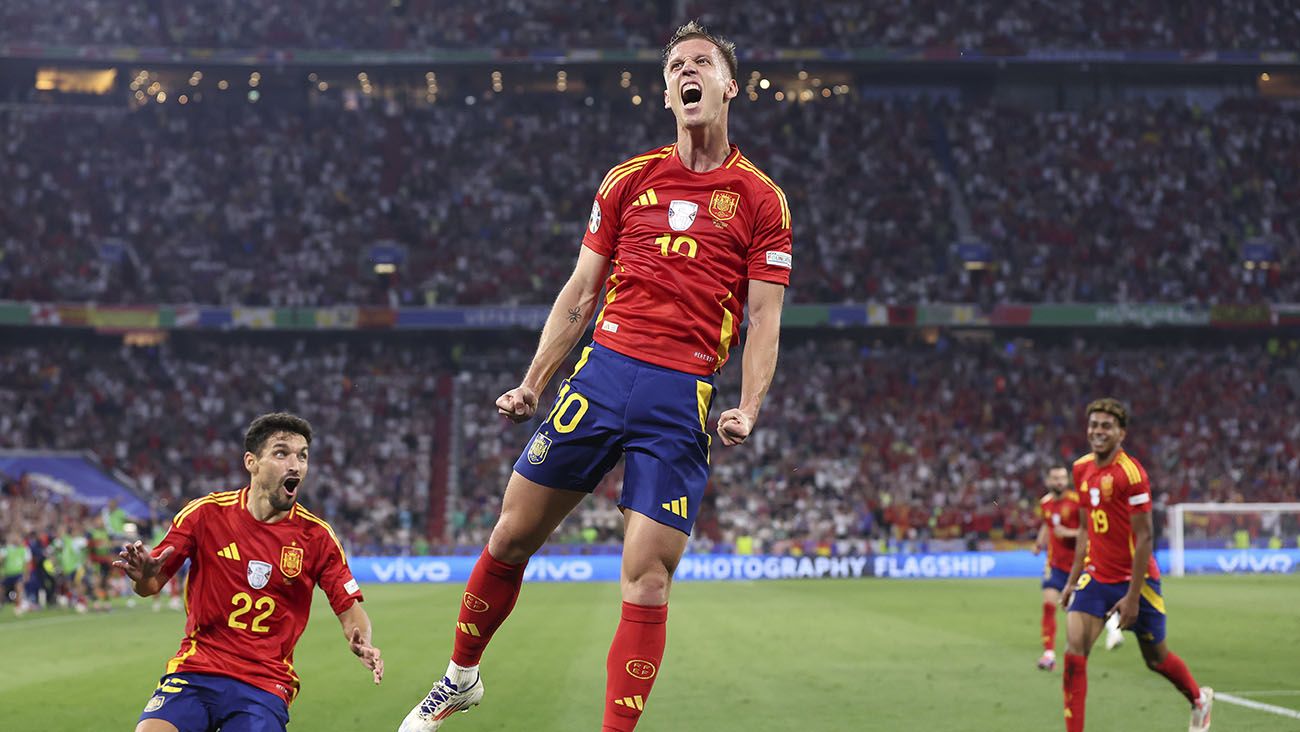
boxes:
[1059,398,1212,732]
[115,413,383,732]
[400,20,790,732]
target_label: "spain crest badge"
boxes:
[1100,474,1114,502]
[708,190,740,222]
[527,433,552,465]
[280,545,304,579]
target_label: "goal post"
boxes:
[1167,502,1300,577]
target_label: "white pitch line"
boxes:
[1218,692,1300,720]
[1227,690,1300,697]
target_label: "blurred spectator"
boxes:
[2,0,1297,51]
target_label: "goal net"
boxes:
[1166,503,1300,577]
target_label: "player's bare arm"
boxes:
[717,279,784,446]
[338,601,384,684]
[1110,511,1153,629]
[1053,524,1080,539]
[497,246,611,422]
[1034,523,1048,555]
[113,540,175,597]
[1060,508,1089,609]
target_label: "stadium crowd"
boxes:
[2,335,1295,558]
[0,336,442,555]
[446,335,1300,554]
[2,94,1295,308]
[2,0,1297,51]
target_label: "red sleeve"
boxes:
[745,183,792,286]
[581,166,633,256]
[313,527,364,615]
[1126,464,1153,515]
[155,502,199,580]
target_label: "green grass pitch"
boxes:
[3,576,1297,731]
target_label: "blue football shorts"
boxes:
[138,672,290,732]
[514,343,715,535]
[1042,565,1070,592]
[1068,574,1167,644]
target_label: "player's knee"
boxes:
[621,568,672,606]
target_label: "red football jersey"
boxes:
[1073,451,1160,583]
[582,144,793,376]
[1039,489,1081,574]
[154,488,363,704]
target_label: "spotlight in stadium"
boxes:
[759,78,770,90]
[248,90,260,103]
[179,94,188,104]
[774,91,784,101]
[318,81,328,91]
[134,90,145,101]
[465,95,476,105]
[620,70,631,89]
[308,72,318,82]
[797,70,808,80]
[1260,72,1271,82]
[156,92,166,103]
[374,263,396,274]
[218,80,229,90]
[631,95,642,105]
[748,92,758,101]
[249,72,260,87]
[822,88,831,98]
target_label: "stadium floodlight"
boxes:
[1167,502,1300,577]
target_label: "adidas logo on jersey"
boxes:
[632,189,659,207]
[217,543,241,560]
[661,497,688,518]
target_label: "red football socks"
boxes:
[1153,652,1201,705]
[1063,653,1087,732]
[450,547,527,667]
[602,602,668,732]
[1041,602,1057,650]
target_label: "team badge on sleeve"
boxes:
[248,560,273,590]
[708,190,740,221]
[280,546,303,578]
[527,433,552,465]
[668,200,699,231]
[588,200,602,234]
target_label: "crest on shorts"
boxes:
[708,190,740,221]
[1100,474,1114,502]
[668,200,698,231]
[280,546,304,579]
[527,433,552,465]
[143,694,166,712]
[248,560,273,590]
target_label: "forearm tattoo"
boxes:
[567,307,581,323]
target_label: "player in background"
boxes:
[88,512,117,611]
[1059,399,1212,732]
[400,20,791,732]
[2,530,31,614]
[115,412,384,732]
[1033,466,1121,670]
[53,517,90,612]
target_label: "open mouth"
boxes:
[682,84,703,107]
[283,477,301,497]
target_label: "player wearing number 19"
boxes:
[114,412,384,732]
[400,20,791,732]
[1058,399,1212,732]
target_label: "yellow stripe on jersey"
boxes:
[736,158,791,229]
[166,638,199,674]
[1116,453,1143,485]
[1073,454,1095,467]
[715,293,735,370]
[598,148,673,199]
[594,264,622,328]
[724,148,743,168]
[174,493,239,527]
[295,506,348,563]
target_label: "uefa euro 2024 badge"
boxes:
[668,200,698,231]
[248,560,273,589]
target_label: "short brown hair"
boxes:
[663,20,738,81]
[244,412,313,455]
[1086,398,1128,428]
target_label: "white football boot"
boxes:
[1189,687,1213,732]
[398,675,484,732]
